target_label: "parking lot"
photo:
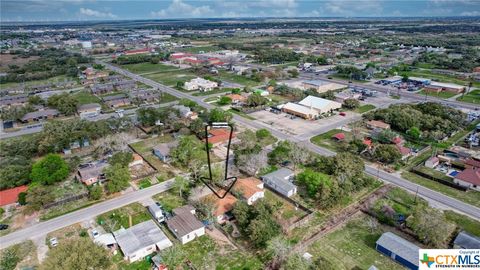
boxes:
[250,109,360,139]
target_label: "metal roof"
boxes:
[454,231,480,249]
[166,205,204,238]
[376,232,419,266]
[113,220,172,257]
[261,168,297,194]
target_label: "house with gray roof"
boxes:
[166,205,205,244]
[261,168,297,197]
[20,108,59,123]
[77,161,108,186]
[453,231,480,249]
[152,141,179,163]
[113,220,172,262]
[376,232,419,270]
[78,103,101,119]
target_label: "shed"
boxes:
[375,232,419,270]
[332,133,345,141]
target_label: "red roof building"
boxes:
[0,185,28,206]
[363,138,373,148]
[392,137,403,145]
[124,48,152,56]
[454,167,480,190]
[464,158,480,169]
[396,145,412,157]
[205,128,235,145]
[332,133,345,141]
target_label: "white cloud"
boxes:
[79,8,117,18]
[461,10,480,16]
[430,0,477,5]
[151,0,213,18]
[325,0,383,16]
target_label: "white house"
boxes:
[166,205,205,244]
[184,77,218,91]
[454,167,480,191]
[261,168,297,197]
[113,220,173,262]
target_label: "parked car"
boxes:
[92,229,100,238]
[0,224,9,230]
[339,112,346,116]
[49,237,58,247]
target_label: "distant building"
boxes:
[113,220,172,262]
[424,156,439,169]
[375,232,419,270]
[184,77,218,91]
[366,120,390,130]
[0,94,28,108]
[102,94,131,108]
[123,48,153,56]
[166,205,205,244]
[301,80,347,93]
[261,168,297,197]
[20,109,59,123]
[78,103,101,119]
[424,82,465,94]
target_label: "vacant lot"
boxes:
[130,135,177,178]
[418,89,457,99]
[152,190,186,212]
[73,90,101,105]
[264,189,307,223]
[216,70,262,87]
[355,104,376,113]
[308,214,409,270]
[456,89,480,104]
[310,129,353,152]
[96,203,151,232]
[0,54,39,72]
[146,70,197,87]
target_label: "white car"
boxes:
[49,237,58,247]
[92,229,100,239]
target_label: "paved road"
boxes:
[101,60,480,220]
[0,179,174,249]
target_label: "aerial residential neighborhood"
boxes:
[1,1,480,270]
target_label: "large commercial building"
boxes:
[282,96,342,120]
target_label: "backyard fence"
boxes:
[410,166,467,191]
[44,192,89,209]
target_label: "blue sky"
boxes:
[1,0,479,22]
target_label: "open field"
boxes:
[145,70,197,87]
[264,189,307,221]
[217,70,262,87]
[0,75,79,89]
[121,62,180,75]
[456,89,480,104]
[0,54,39,72]
[307,214,410,270]
[96,202,150,231]
[418,89,457,99]
[355,104,376,113]
[73,90,101,104]
[406,69,480,87]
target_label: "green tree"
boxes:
[407,206,456,248]
[173,176,190,198]
[0,156,32,190]
[268,141,292,165]
[108,151,133,167]
[0,248,20,270]
[104,164,131,193]
[18,192,27,205]
[246,93,268,107]
[218,96,232,105]
[297,169,332,197]
[407,126,421,140]
[343,98,360,109]
[255,128,271,140]
[160,245,185,269]
[47,93,78,116]
[373,144,402,164]
[88,185,103,200]
[30,154,69,185]
[281,253,312,270]
[207,108,232,123]
[40,238,111,270]
[25,185,55,212]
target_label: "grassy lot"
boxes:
[192,88,232,96]
[0,240,38,270]
[310,129,352,152]
[307,214,407,270]
[152,190,185,212]
[355,104,376,113]
[146,70,197,87]
[0,75,79,89]
[40,198,99,221]
[159,92,179,104]
[72,90,101,105]
[121,62,179,74]
[264,189,306,220]
[130,135,178,177]
[444,210,480,237]
[138,178,152,189]
[96,203,151,231]
[401,171,480,208]
[227,109,256,120]
[166,235,264,269]
[418,89,457,99]
[405,70,479,87]
[456,89,480,105]
[217,70,262,87]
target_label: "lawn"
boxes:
[401,171,480,208]
[310,129,352,152]
[167,235,264,269]
[158,92,179,104]
[121,62,179,75]
[418,89,457,99]
[112,252,152,270]
[405,70,479,88]
[413,166,453,182]
[307,214,407,270]
[72,90,101,105]
[227,109,256,120]
[217,70,262,87]
[355,104,376,113]
[138,178,152,189]
[264,189,307,221]
[444,210,480,237]
[152,190,185,212]
[145,70,197,87]
[0,74,79,89]
[96,203,151,232]
[456,89,480,105]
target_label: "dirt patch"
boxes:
[0,54,39,72]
